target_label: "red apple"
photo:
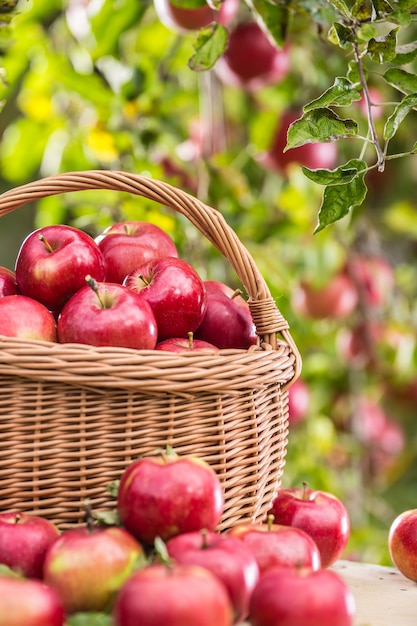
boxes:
[388,509,417,581]
[123,257,207,342]
[43,525,145,614]
[228,521,321,573]
[156,332,219,352]
[153,0,239,32]
[0,266,20,297]
[215,21,290,91]
[0,295,57,341]
[0,513,60,579]
[258,110,338,173]
[291,273,358,320]
[15,224,106,313]
[249,566,356,626]
[57,277,158,349]
[166,530,259,624]
[288,378,310,425]
[117,449,224,545]
[347,255,394,309]
[194,280,257,349]
[358,86,384,120]
[96,220,178,284]
[113,562,233,626]
[0,576,65,626]
[268,485,350,568]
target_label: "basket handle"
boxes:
[0,170,301,377]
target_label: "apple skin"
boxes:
[96,220,178,284]
[268,486,350,568]
[194,280,257,349]
[153,0,239,33]
[123,257,207,342]
[291,273,358,320]
[0,576,65,626]
[0,513,60,579]
[155,333,219,352]
[166,530,259,624]
[113,562,233,626]
[215,21,290,91]
[258,110,338,173]
[388,509,417,581]
[228,522,321,573]
[287,378,310,425]
[0,295,57,341]
[43,526,145,614]
[0,266,20,297]
[249,566,356,626]
[15,224,106,314]
[117,452,224,545]
[347,255,394,309]
[57,280,158,349]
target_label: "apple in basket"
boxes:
[0,295,57,341]
[0,266,20,297]
[249,566,356,626]
[95,220,178,284]
[113,562,233,626]
[0,512,60,579]
[123,256,207,342]
[117,449,224,545]
[0,575,65,626]
[155,331,219,352]
[268,484,351,568]
[228,518,321,573]
[166,530,260,624]
[15,224,106,314]
[194,279,257,349]
[57,276,158,349]
[43,524,145,614]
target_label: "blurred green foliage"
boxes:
[1,0,417,567]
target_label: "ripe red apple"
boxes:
[0,295,57,341]
[153,0,239,32]
[288,378,310,425]
[57,277,158,349]
[228,520,321,573]
[15,224,106,313]
[194,280,257,349]
[388,509,417,581]
[0,513,60,579]
[113,562,233,626]
[258,110,338,173]
[358,86,384,120]
[0,266,20,297]
[249,567,356,626]
[291,273,358,320]
[43,525,145,614]
[0,576,65,626]
[123,257,207,342]
[95,220,178,284]
[166,530,259,624]
[156,332,219,352]
[215,21,290,91]
[347,255,394,309]
[117,450,224,545]
[268,485,350,568]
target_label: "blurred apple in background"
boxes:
[0,267,20,297]
[0,576,65,626]
[153,0,239,33]
[347,255,394,309]
[215,20,290,91]
[0,295,57,341]
[292,273,358,320]
[287,378,310,425]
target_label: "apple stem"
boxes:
[138,273,149,286]
[38,233,54,254]
[188,331,194,349]
[302,481,309,500]
[231,288,243,300]
[83,501,96,534]
[85,274,106,308]
[267,514,274,531]
[14,514,21,524]
[200,528,209,549]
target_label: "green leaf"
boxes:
[92,509,121,526]
[286,109,358,150]
[170,0,208,6]
[302,161,362,185]
[188,23,228,71]
[328,22,355,48]
[67,613,112,626]
[383,67,417,94]
[384,93,417,141]
[371,0,394,18]
[392,41,417,65]
[357,22,377,42]
[367,28,399,64]
[106,480,120,498]
[247,0,289,47]
[326,0,351,16]
[352,0,372,19]
[346,61,361,85]
[314,160,368,232]
[303,77,361,112]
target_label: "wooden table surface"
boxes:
[332,560,417,626]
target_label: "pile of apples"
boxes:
[0,448,357,626]
[0,220,258,352]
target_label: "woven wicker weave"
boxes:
[0,170,301,530]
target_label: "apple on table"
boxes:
[389,508,417,582]
[0,575,65,626]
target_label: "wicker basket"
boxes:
[0,170,301,531]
